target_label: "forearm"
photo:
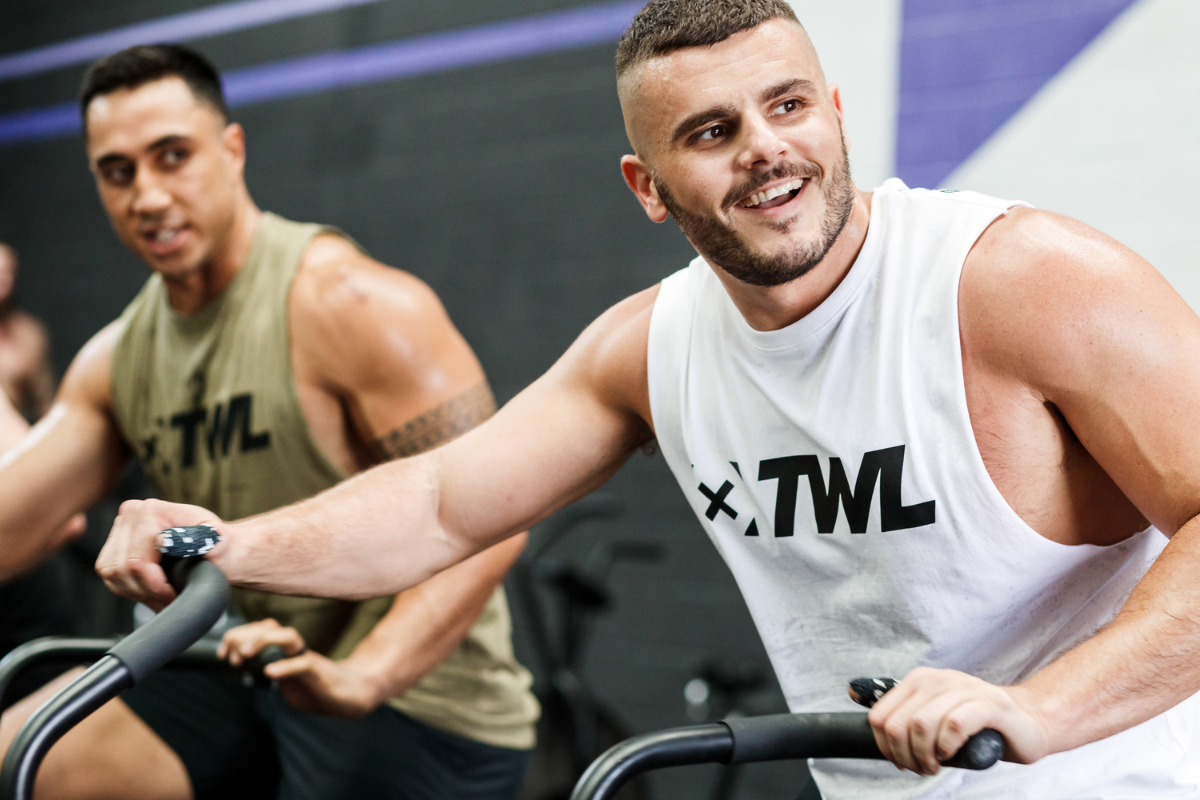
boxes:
[1018,517,1200,754]
[340,534,527,703]
[219,450,497,600]
[0,406,94,580]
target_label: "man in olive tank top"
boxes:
[0,45,538,799]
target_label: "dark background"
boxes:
[0,1,806,797]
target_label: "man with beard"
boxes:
[0,45,537,800]
[102,1,1200,797]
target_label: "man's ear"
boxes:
[222,122,247,178]
[620,154,670,223]
[828,83,850,153]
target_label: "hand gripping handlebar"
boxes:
[569,712,1005,800]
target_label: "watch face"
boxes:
[158,524,221,558]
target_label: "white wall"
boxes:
[789,0,902,192]
[945,0,1200,310]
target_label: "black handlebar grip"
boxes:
[109,560,230,683]
[723,712,1003,771]
[941,728,1004,770]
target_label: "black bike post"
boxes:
[0,558,229,800]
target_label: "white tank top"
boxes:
[647,179,1199,798]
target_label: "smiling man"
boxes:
[100,2,1200,798]
[0,45,538,800]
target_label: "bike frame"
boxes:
[0,558,229,800]
[569,712,1004,800]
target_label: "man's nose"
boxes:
[736,112,787,171]
[131,173,172,216]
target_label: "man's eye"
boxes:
[161,148,188,167]
[697,124,728,141]
[103,164,134,185]
[772,99,801,115]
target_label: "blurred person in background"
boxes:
[0,243,55,420]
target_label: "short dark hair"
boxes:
[79,44,229,122]
[615,0,800,79]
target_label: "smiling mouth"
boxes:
[142,226,186,251]
[739,178,806,210]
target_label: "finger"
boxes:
[934,697,991,763]
[219,620,276,665]
[867,679,919,768]
[904,688,980,775]
[224,624,303,666]
[872,674,946,774]
[264,653,320,681]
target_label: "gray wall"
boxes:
[0,2,805,797]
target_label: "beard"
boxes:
[654,141,856,288]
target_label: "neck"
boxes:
[163,193,262,315]
[715,189,873,332]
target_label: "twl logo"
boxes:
[698,445,935,537]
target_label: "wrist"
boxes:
[1005,682,1059,761]
[341,654,395,709]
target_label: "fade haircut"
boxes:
[615,0,800,80]
[79,44,229,123]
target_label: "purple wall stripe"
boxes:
[0,1,643,147]
[897,0,1138,189]
[0,0,388,82]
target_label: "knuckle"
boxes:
[944,713,968,735]
[910,716,934,736]
[884,722,907,742]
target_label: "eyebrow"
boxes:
[672,105,737,144]
[671,79,822,144]
[94,134,190,168]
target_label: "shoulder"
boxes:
[555,285,660,424]
[60,320,124,408]
[960,207,1195,392]
[290,233,465,387]
[294,233,445,329]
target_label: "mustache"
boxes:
[722,162,824,209]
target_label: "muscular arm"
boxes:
[101,279,657,605]
[0,323,128,580]
[869,208,1200,772]
[131,237,647,713]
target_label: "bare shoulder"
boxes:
[960,207,1197,393]
[554,284,661,430]
[59,321,123,408]
[294,233,441,322]
[290,233,456,383]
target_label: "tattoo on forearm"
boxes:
[370,382,497,461]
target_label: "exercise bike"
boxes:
[568,703,1004,800]
[0,552,280,800]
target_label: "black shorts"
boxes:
[122,669,530,800]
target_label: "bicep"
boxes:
[431,292,656,545]
[972,212,1200,534]
[1048,275,1200,534]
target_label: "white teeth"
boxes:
[742,178,805,208]
[155,228,179,243]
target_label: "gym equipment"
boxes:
[569,711,1004,800]
[510,495,664,799]
[0,555,280,800]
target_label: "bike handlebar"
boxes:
[569,712,1004,800]
[0,558,230,800]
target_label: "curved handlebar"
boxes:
[569,712,1004,800]
[0,559,230,800]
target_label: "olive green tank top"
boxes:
[110,212,538,749]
